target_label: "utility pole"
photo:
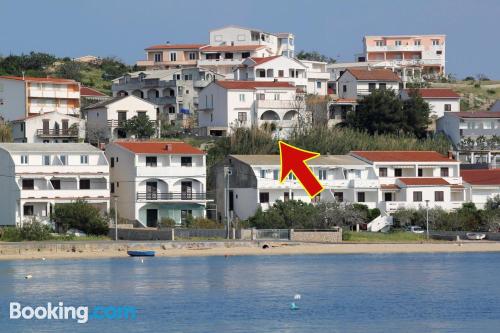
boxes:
[114,196,118,241]
[224,167,232,239]
[425,199,430,240]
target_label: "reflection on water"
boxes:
[1,253,500,332]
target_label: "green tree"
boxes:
[55,61,83,81]
[52,200,109,235]
[0,120,13,142]
[248,200,320,229]
[99,57,130,80]
[402,89,431,138]
[122,114,156,139]
[296,50,336,63]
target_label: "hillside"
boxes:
[431,80,500,111]
[0,52,138,95]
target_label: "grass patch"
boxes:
[343,231,427,243]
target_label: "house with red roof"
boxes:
[80,86,110,108]
[350,151,465,212]
[105,141,209,226]
[197,80,305,136]
[400,88,460,118]
[461,169,500,208]
[0,76,80,121]
[337,68,401,100]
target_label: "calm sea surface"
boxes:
[1,253,500,332]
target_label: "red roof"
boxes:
[200,45,266,52]
[461,169,500,186]
[80,86,108,97]
[115,142,204,155]
[405,88,460,99]
[0,76,77,84]
[381,184,400,190]
[351,151,454,162]
[248,56,281,65]
[399,178,450,186]
[346,68,401,81]
[449,111,500,119]
[215,80,295,90]
[145,44,205,51]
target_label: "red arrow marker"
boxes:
[279,141,324,198]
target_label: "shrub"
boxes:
[188,217,223,229]
[52,200,109,235]
[487,89,496,95]
[159,217,176,229]
[0,219,53,241]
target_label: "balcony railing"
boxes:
[36,128,79,137]
[107,119,157,127]
[137,192,207,201]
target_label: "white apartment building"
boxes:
[11,111,84,143]
[461,169,500,209]
[0,143,110,226]
[84,95,158,144]
[233,56,329,95]
[198,80,305,136]
[105,141,209,226]
[350,151,464,213]
[400,88,460,118]
[215,154,378,221]
[0,76,80,121]
[436,111,500,148]
[337,68,401,100]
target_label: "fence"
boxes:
[255,229,290,240]
[112,228,227,241]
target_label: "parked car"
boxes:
[405,226,424,234]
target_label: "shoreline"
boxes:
[1,240,500,261]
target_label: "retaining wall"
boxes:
[290,229,342,243]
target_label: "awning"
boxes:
[381,184,400,191]
[390,165,414,169]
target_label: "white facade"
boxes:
[105,142,209,226]
[85,95,158,143]
[0,143,109,226]
[337,70,400,99]
[198,81,305,136]
[11,111,84,143]
[400,89,460,118]
[462,169,500,209]
[300,60,330,95]
[0,77,80,121]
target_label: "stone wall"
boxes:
[111,228,229,241]
[290,229,342,243]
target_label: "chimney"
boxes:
[448,151,453,159]
[165,143,172,151]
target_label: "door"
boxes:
[181,181,192,200]
[117,111,127,125]
[54,122,60,136]
[62,119,69,135]
[384,192,393,202]
[284,192,290,202]
[146,209,158,228]
[146,181,158,200]
[42,120,49,135]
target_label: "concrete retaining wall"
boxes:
[431,231,500,241]
[290,229,342,243]
[111,228,229,241]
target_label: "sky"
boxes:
[1,0,499,79]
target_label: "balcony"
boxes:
[198,58,244,66]
[148,96,176,105]
[256,99,297,109]
[349,179,380,188]
[29,89,80,99]
[380,201,462,213]
[459,128,500,137]
[21,189,109,200]
[193,80,211,88]
[367,45,423,52]
[136,192,208,201]
[36,128,79,138]
[136,60,197,67]
[107,119,157,127]
[305,72,330,80]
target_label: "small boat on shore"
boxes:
[466,233,486,240]
[127,250,156,257]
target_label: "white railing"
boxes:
[20,189,109,200]
[381,201,463,212]
[256,99,297,109]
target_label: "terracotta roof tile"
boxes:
[404,88,460,99]
[200,45,266,52]
[346,68,401,81]
[80,86,108,97]
[145,44,205,51]
[461,169,500,185]
[381,184,400,190]
[215,80,295,90]
[351,151,454,163]
[114,141,205,155]
[0,76,77,84]
[248,56,281,65]
[399,178,450,186]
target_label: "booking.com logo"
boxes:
[8,302,137,324]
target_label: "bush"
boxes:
[187,217,223,229]
[487,89,496,95]
[0,219,53,241]
[52,200,109,235]
[159,217,176,229]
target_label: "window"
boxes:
[440,167,449,177]
[379,168,388,177]
[22,179,34,190]
[316,81,322,89]
[414,40,421,46]
[395,168,402,177]
[342,85,347,93]
[170,52,177,62]
[181,156,192,167]
[444,104,451,112]
[188,52,197,60]
[60,155,67,165]
[80,155,88,164]
[395,40,402,46]
[23,205,34,216]
[260,170,266,179]
[375,40,385,47]
[273,170,279,180]
[334,192,344,202]
[257,93,265,100]
[274,94,280,101]
[20,155,28,164]
[80,179,90,190]
[288,173,296,180]
[110,183,115,194]
[146,156,157,167]
[239,93,245,102]
[242,52,250,58]
[278,70,284,77]
[181,210,192,223]
[368,83,376,92]
[413,191,423,202]
[418,168,423,177]
[110,157,115,168]
[379,83,386,90]
[384,192,393,202]
[184,74,193,81]
[357,192,365,203]
[238,112,247,123]
[436,50,442,55]
[435,191,444,202]
[43,155,50,166]
[154,53,162,62]
[259,192,269,203]
[318,169,327,180]
[51,179,61,190]
[432,39,440,46]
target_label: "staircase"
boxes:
[367,215,394,232]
